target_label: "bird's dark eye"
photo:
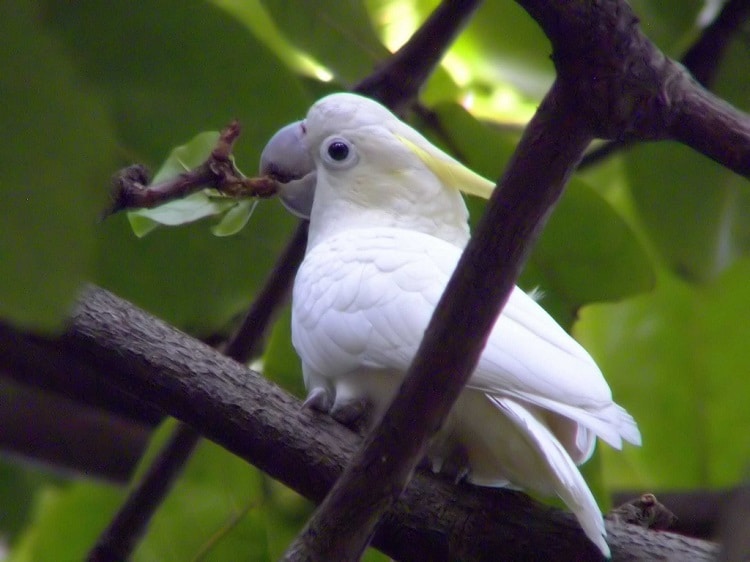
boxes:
[320,135,358,169]
[327,141,349,161]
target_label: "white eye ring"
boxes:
[320,136,358,169]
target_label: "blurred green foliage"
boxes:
[1,1,749,560]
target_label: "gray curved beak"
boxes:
[259,121,316,219]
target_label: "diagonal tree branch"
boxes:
[1,286,718,561]
[520,1,750,177]
[87,423,201,562]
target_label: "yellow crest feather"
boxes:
[397,134,496,199]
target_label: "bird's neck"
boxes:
[306,196,471,251]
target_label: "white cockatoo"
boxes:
[260,93,641,557]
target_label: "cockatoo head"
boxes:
[261,93,495,247]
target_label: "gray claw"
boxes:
[302,387,332,412]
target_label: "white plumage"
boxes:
[261,93,641,557]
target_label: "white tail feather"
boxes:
[490,396,611,558]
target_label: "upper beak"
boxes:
[259,121,316,219]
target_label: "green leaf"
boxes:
[127,214,161,238]
[128,192,236,236]
[8,433,277,562]
[98,206,298,335]
[446,0,555,99]
[210,0,336,81]
[41,0,311,163]
[0,459,62,542]
[522,179,656,327]
[425,102,518,182]
[711,27,750,114]
[626,142,750,283]
[629,0,704,55]
[261,0,390,85]
[9,483,124,562]
[576,260,750,489]
[151,131,220,184]
[368,0,554,114]
[0,0,117,331]
[131,440,271,562]
[126,132,259,237]
[212,200,259,237]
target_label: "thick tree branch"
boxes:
[87,221,308,561]
[580,0,750,169]
[668,81,750,176]
[0,324,163,427]
[1,286,718,561]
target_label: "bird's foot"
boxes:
[330,397,372,434]
[431,445,471,484]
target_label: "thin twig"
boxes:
[104,121,277,217]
